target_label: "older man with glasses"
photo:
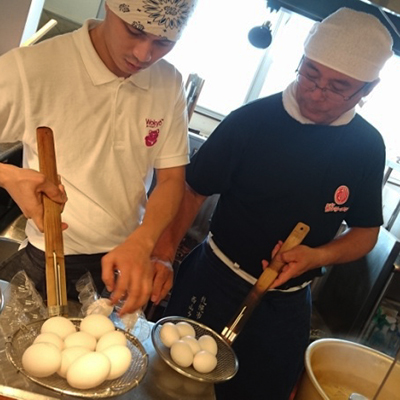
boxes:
[152,7,394,400]
[293,56,377,125]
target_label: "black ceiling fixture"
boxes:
[248,21,273,49]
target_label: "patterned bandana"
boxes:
[105,0,197,41]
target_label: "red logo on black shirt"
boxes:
[325,185,350,213]
[334,185,349,205]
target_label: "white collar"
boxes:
[282,81,356,126]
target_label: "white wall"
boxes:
[0,0,44,54]
[44,0,103,24]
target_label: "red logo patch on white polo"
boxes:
[145,129,159,147]
[334,185,349,205]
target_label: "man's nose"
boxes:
[309,84,327,101]
[133,41,152,63]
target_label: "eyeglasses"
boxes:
[296,72,369,103]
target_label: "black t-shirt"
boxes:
[186,93,385,287]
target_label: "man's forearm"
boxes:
[316,226,379,266]
[152,183,207,263]
[131,167,186,253]
[0,162,16,187]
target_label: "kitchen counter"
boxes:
[0,281,215,400]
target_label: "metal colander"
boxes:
[151,316,238,383]
[5,318,148,398]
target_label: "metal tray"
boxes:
[5,318,148,398]
[151,316,238,383]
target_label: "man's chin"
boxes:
[299,106,328,124]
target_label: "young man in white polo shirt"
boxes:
[0,0,197,315]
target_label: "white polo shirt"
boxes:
[0,20,189,254]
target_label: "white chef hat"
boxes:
[304,7,393,82]
[105,0,197,42]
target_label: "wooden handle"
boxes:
[37,127,68,316]
[254,222,310,292]
[222,222,310,344]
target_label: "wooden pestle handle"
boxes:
[254,222,310,293]
[221,222,310,344]
[37,127,59,189]
[37,127,68,316]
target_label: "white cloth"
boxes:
[0,20,189,254]
[207,233,257,285]
[106,0,197,41]
[207,233,311,292]
[304,7,393,82]
[282,81,356,126]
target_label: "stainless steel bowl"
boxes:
[6,318,149,398]
[152,316,238,383]
[0,279,8,314]
[295,338,400,400]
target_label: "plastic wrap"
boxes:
[0,271,48,339]
[75,272,150,342]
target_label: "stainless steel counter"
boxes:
[0,281,215,400]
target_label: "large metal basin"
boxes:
[0,279,8,314]
[295,338,400,400]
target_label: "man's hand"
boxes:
[101,236,155,316]
[150,258,174,305]
[266,245,317,288]
[260,241,318,289]
[262,226,379,289]
[1,164,67,231]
